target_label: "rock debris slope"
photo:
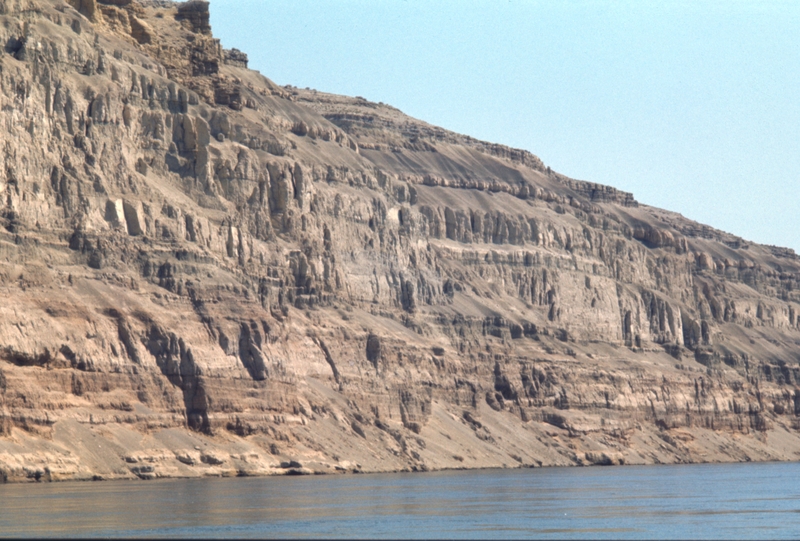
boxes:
[2,0,800,482]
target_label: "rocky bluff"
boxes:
[1,0,800,483]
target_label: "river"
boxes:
[2,462,799,538]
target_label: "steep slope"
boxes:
[2,0,800,483]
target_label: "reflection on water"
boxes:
[2,462,800,538]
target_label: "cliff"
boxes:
[2,0,800,483]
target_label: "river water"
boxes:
[1,462,799,538]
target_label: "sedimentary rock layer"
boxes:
[2,0,800,482]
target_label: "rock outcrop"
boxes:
[3,0,800,483]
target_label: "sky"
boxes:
[209,1,800,252]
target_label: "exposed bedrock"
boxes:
[2,0,800,482]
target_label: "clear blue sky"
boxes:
[210,1,800,252]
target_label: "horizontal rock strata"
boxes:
[2,0,800,482]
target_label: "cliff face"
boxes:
[2,0,800,483]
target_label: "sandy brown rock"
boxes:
[2,0,800,484]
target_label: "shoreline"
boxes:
[2,444,798,485]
